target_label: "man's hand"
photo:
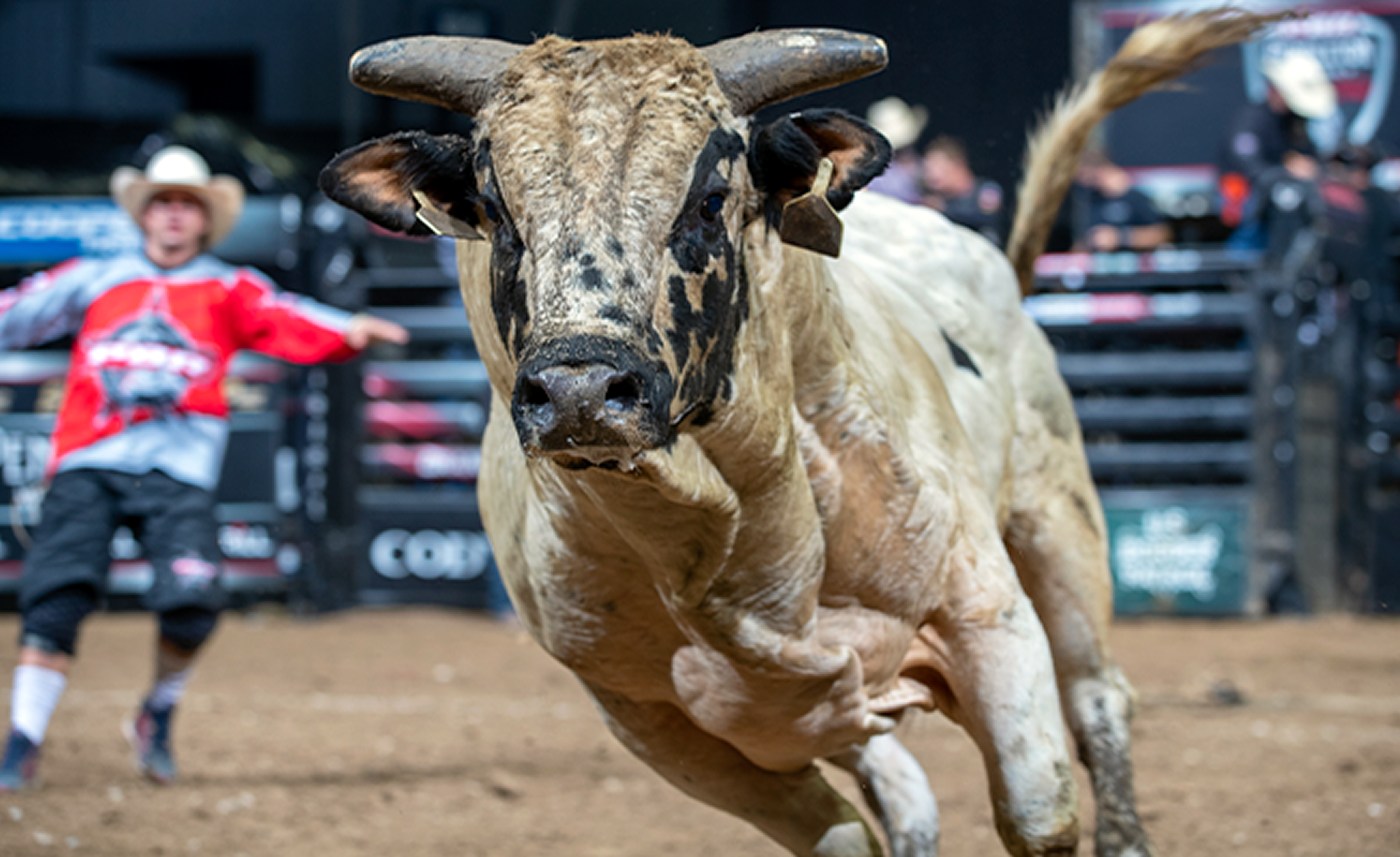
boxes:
[344,314,410,350]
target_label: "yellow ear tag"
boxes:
[412,190,482,240]
[778,157,843,257]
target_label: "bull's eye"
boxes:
[699,192,726,222]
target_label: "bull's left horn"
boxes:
[702,29,887,116]
[349,36,522,115]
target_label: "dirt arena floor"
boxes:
[0,609,1396,857]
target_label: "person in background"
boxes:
[863,96,928,205]
[1221,50,1337,234]
[0,145,409,791]
[920,135,1006,246]
[1070,148,1172,253]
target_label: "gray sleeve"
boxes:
[0,258,98,349]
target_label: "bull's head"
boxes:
[321,30,889,468]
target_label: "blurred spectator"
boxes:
[1220,51,1337,234]
[1070,149,1171,253]
[864,96,928,205]
[1324,144,1397,288]
[920,135,1006,245]
[0,145,408,792]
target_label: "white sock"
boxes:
[10,664,68,745]
[146,669,192,712]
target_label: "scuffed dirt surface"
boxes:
[0,610,1396,856]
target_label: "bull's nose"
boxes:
[513,363,647,451]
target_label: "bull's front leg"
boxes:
[925,547,1080,856]
[585,682,885,857]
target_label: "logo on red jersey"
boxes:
[84,288,217,420]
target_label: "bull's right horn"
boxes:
[349,36,521,115]
[703,29,888,116]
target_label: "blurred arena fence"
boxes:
[0,184,1395,617]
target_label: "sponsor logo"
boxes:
[89,309,217,418]
[1113,507,1224,598]
[0,200,141,261]
[87,340,213,379]
[368,528,492,582]
[1245,11,1395,147]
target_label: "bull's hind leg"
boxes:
[585,683,884,857]
[1006,351,1153,857]
[828,733,940,857]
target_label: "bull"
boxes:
[321,9,1281,855]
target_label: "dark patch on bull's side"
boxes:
[941,331,982,378]
[606,236,625,259]
[644,327,664,358]
[621,271,639,291]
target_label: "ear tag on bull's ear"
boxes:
[412,190,483,240]
[779,157,843,258]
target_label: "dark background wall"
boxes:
[0,0,1072,194]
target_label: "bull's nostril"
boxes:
[521,377,552,407]
[605,374,643,411]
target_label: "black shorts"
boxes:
[19,468,225,615]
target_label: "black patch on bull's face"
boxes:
[476,143,531,355]
[662,127,750,428]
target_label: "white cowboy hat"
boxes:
[1262,50,1337,120]
[109,145,245,247]
[865,96,928,151]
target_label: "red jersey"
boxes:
[0,252,357,488]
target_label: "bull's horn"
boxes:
[349,36,521,114]
[702,29,888,115]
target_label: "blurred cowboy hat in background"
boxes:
[865,96,929,151]
[1263,50,1337,120]
[110,145,245,247]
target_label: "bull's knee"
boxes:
[993,759,1080,857]
[812,819,883,857]
[995,810,1079,857]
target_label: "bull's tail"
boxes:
[1006,7,1294,297]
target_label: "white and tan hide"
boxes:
[321,10,1286,856]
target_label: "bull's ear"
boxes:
[749,108,891,229]
[319,131,485,239]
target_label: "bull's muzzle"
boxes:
[511,339,672,463]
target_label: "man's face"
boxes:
[141,190,209,255]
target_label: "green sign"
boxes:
[1104,497,1249,615]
